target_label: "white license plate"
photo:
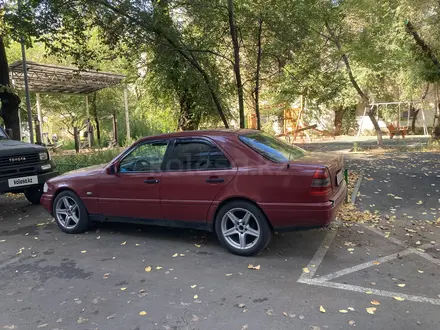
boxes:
[336,171,344,185]
[8,175,38,188]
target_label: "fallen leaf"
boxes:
[145,266,152,272]
[397,284,406,288]
[349,320,356,326]
[282,312,288,316]
[416,200,423,205]
[191,285,197,288]
[373,261,381,265]
[238,303,245,308]
[365,291,373,294]
[248,264,260,270]
[120,287,127,291]
[193,295,198,299]
[366,307,376,314]
[417,270,424,274]
[319,305,326,313]
[254,265,260,270]
[121,241,127,246]
[37,324,48,328]
[394,296,405,301]
[194,244,201,248]
[302,267,310,273]
[180,253,185,257]
[172,253,178,257]
[226,273,233,276]
[371,300,380,306]
[156,266,162,270]
[81,250,87,254]
[139,311,147,316]
[347,307,355,311]
[103,273,110,279]
[394,196,402,200]
[385,232,390,238]
[339,309,348,313]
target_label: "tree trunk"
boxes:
[410,107,420,134]
[0,36,21,140]
[367,106,383,146]
[91,92,101,144]
[227,0,245,128]
[177,92,200,131]
[325,21,383,146]
[254,19,263,130]
[405,21,440,71]
[334,105,346,136]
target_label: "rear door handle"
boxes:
[206,177,224,183]
[144,179,159,184]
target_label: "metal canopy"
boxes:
[9,61,126,94]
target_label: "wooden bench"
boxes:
[387,123,408,139]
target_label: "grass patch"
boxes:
[53,148,123,174]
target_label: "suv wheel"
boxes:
[215,200,272,256]
[24,185,44,204]
[53,191,90,234]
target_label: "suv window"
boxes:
[119,141,168,172]
[239,133,307,163]
[0,127,7,139]
[166,140,231,171]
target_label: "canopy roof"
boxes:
[9,61,126,94]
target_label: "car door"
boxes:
[97,139,169,220]
[160,138,237,223]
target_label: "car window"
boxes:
[0,127,7,139]
[165,140,231,171]
[119,141,168,172]
[239,133,307,163]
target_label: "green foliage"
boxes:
[53,149,122,174]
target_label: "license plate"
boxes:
[336,171,344,186]
[8,175,38,188]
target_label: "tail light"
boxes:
[310,168,332,196]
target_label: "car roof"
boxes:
[140,129,259,140]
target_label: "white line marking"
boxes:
[419,242,440,250]
[361,224,408,248]
[414,250,440,266]
[318,248,415,281]
[298,278,440,306]
[298,227,338,280]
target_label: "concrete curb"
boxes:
[351,173,363,204]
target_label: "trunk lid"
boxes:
[290,152,344,193]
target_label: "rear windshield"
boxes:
[239,133,307,163]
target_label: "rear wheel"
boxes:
[24,185,44,204]
[215,200,272,256]
[53,191,90,234]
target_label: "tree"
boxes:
[0,4,21,140]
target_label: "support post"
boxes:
[36,93,43,143]
[356,106,368,138]
[112,113,118,146]
[34,118,42,145]
[124,87,130,143]
[85,95,92,148]
[421,108,428,136]
[398,103,401,127]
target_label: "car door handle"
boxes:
[206,177,224,183]
[144,179,159,184]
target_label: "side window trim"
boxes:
[118,139,170,174]
[163,137,232,172]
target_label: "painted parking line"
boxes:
[298,223,440,306]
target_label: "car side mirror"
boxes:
[107,162,119,175]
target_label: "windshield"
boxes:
[0,127,8,139]
[239,132,307,163]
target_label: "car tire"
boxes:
[215,200,272,256]
[53,190,90,234]
[24,185,44,205]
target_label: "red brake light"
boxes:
[310,168,332,196]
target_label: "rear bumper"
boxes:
[262,181,347,231]
[0,171,59,193]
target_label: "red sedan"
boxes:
[41,130,346,256]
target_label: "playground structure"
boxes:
[357,100,436,138]
[247,96,335,143]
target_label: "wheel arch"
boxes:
[212,196,273,231]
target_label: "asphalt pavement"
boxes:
[1,150,440,330]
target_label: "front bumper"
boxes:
[0,170,59,193]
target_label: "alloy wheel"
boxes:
[55,196,80,230]
[220,208,260,250]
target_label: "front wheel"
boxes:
[53,191,90,234]
[215,201,272,256]
[24,185,44,204]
